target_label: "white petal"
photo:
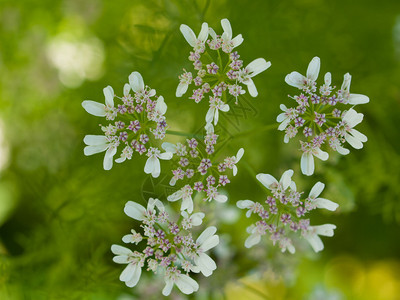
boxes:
[341,73,352,91]
[123,83,130,96]
[315,198,339,211]
[113,255,129,264]
[314,148,329,161]
[236,200,254,210]
[120,263,135,282]
[176,82,188,97]
[161,142,177,153]
[84,144,108,156]
[306,234,324,252]
[213,109,219,126]
[336,144,350,155]
[349,93,369,105]
[208,27,217,39]
[350,129,367,142]
[285,72,306,89]
[343,109,363,128]
[245,233,261,248]
[82,100,106,117]
[181,195,193,214]
[129,72,144,93]
[233,165,238,176]
[324,72,331,85]
[83,135,107,146]
[125,265,141,287]
[180,24,196,47]
[306,56,320,81]
[111,244,132,256]
[151,158,161,178]
[103,85,114,107]
[167,191,183,202]
[190,212,205,226]
[155,96,167,115]
[158,152,173,160]
[256,173,278,190]
[231,34,244,47]
[236,148,244,162]
[124,201,146,221]
[200,235,219,252]
[309,182,325,198]
[246,58,271,77]
[301,152,314,176]
[315,224,336,236]
[215,194,227,203]
[220,103,230,112]
[246,78,258,97]
[280,169,294,190]
[144,157,157,175]
[197,226,217,246]
[122,234,133,244]
[221,18,232,39]
[276,112,287,123]
[103,147,117,170]
[195,253,216,277]
[205,107,215,124]
[162,279,174,296]
[198,22,209,42]
[278,118,290,131]
[175,274,199,295]
[345,133,363,149]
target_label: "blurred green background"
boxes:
[1,0,400,299]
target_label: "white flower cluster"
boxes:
[82,72,172,174]
[80,18,369,297]
[279,57,369,175]
[111,198,219,296]
[176,19,271,125]
[237,169,338,253]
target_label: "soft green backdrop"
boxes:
[1,0,400,299]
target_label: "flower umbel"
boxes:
[111,198,219,296]
[82,71,169,173]
[279,57,369,175]
[237,169,338,253]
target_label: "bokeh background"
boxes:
[1,0,400,299]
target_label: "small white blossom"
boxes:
[285,56,320,91]
[340,73,369,105]
[232,148,244,176]
[205,98,230,125]
[342,108,368,149]
[82,86,115,119]
[220,18,244,53]
[111,245,143,287]
[303,224,336,252]
[167,185,194,213]
[238,58,271,97]
[180,22,209,52]
[162,271,199,296]
[191,226,219,277]
[300,144,329,176]
[308,182,339,211]
[83,135,118,170]
[256,169,294,193]
[144,147,173,178]
[123,198,164,221]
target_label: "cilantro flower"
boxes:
[279,56,369,175]
[237,169,338,253]
[83,135,118,170]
